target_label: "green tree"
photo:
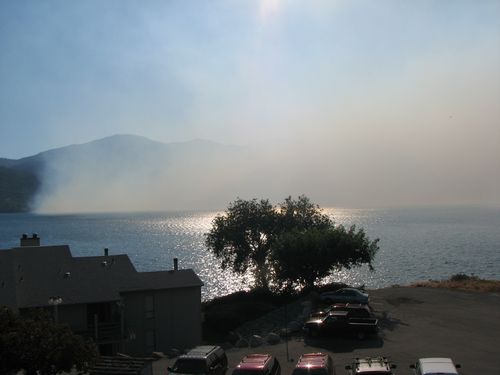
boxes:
[0,307,98,375]
[206,195,378,291]
[271,226,379,291]
[205,198,277,289]
[277,195,332,231]
[270,228,332,291]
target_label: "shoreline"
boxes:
[408,274,500,293]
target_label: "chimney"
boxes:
[104,248,109,256]
[173,258,178,271]
[20,233,40,247]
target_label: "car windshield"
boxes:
[292,368,328,375]
[325,316,338,322]
[172,359,207,374]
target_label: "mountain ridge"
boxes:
[0,134,245,213]
[0,134,238,169]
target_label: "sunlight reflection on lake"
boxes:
[1,206,499,300]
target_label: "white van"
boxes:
[410,358,461,375]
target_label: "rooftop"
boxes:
[419,358,459,375]
[236,354,272,370]
[296,353,330,368]
[352,357,394,374]
[0,241,203,309]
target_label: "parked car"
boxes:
[168,346,228,375]
[303,310,378,339]
[232,354,280,375]
[291,352,335,375]
[311,303,373,319]
[320,288,369,305]
[345,357,396,375]
[410,358,461,375]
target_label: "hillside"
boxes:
[0,166,39,212]
[0,134,245,213]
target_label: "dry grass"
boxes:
[410,273,500,293]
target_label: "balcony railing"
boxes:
[76,322,123,343]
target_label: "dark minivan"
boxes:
[169,346,228,375]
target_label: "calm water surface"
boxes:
[1,207,499,300]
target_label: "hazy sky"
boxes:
[1,1,499,208]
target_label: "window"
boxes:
[145,295,155,318]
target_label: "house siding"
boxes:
[58,303,88,332]
[122,286,201,356]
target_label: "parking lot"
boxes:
[153,287,500,375]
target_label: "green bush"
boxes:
[450,273,478,282]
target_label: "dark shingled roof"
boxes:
[0,245,203,309]
[89,355,153,375]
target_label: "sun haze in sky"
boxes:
[0,0,499,209]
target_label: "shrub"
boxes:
[450,273,478,282]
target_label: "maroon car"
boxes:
[232,354,281,375]
[292,353,335,375]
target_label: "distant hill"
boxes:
[0,134,245,213]
[0,166,39,212]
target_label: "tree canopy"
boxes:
[271,226,379,291]
[205,198,277,289]
[0,307,97,375]
[205,195,379,292]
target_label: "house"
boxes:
[0,234,204,356]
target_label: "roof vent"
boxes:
[64,272,71,279]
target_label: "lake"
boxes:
[1,206,499,300]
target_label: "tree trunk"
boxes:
[255,264,270,291]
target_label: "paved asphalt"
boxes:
[153,287,500,375]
